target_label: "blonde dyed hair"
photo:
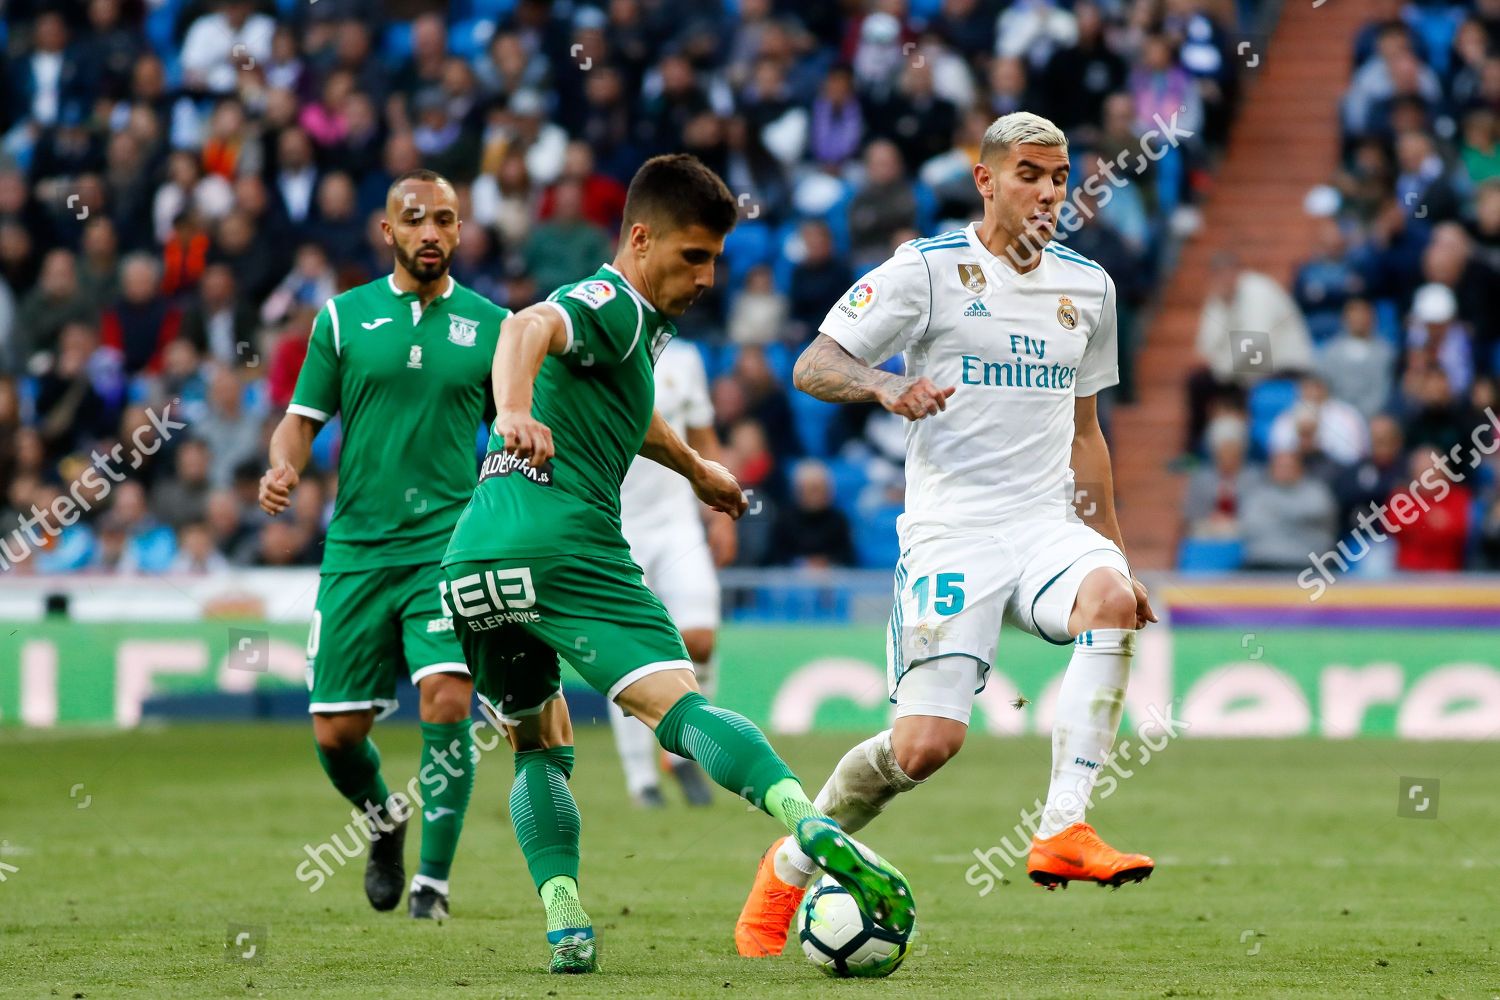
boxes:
[979,111,1068,164]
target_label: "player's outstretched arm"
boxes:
[259,413,320,515]
[491,305,569,465]
[1071,394,1158,628]
[639,410,749,519]
[793,334,954,419]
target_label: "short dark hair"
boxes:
[386,168,453,202]
[621,154,737,237]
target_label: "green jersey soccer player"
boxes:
[441,154,914,973]
[260,169,504,920]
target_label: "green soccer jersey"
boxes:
[289,274,508,572]
[445,264,676,562]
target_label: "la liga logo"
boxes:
[847,282,875,309]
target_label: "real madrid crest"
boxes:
[1056,296,1078,330]
[957,263,986,295]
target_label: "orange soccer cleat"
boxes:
[734,837,808,957]
[1027,822,1154,891]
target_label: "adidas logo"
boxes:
[963,300,991,318]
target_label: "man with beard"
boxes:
[259,169,509,921]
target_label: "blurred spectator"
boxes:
[181,0,275,96]
[260,244,335,330]
[33,323,119,461]
[77,218,122,314]
[101,255,181,376]
[728,266,789,348]
[1391,447,1472,571]
[171,520,230,573]
[996,0,1077,69]
[1396,367,1468,458]
[6,12,89,130]
[506,89,569,189]
[788,220,851,340]
[866,60,958,175]
[272,127,320,231]
[522,180,611,295]
[809,66,864,167]
[1187,251,1314,451]
[15,249,96,367]
[1269,375,1370,466]
[770,459,856,568]
[1039,1,1126,135]
[1336,414,1407,532]
[153,150,234,247]
[1318,298,1394,420]
[1238,450,1339,572]
[1406,282,1473,397]
[847,140,918,270]
[95,481,176,573]
[180,264,257,367]
[536,142,627,234]
[1183,414,1253,540]
[731,347,802,468]
[206,487,257,564]
[472,148,538,250]
[310,172,366,269]
[196,365,264,489]
[1293,216,1364,343]
[151,439,214,529]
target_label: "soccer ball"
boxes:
[796,875,913,978]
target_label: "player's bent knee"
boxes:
[312,710,374,752]
[892,722,965,781]
[680,629,715,665]
[418,672,474,724]
[1071,570,1136,631]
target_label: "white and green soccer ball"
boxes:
[796,875,913,978]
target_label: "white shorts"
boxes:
[625,523,721,632]
[886,518,1129,724]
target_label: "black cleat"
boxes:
[364,810,407,911]
[669,759,714,806]
[409,884,450,920]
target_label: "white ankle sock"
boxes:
[607,700,659,796]
[776,730,920,887]
[1037,628,1135,839]
[410,874,449,895]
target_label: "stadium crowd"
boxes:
[1180,0,1500,573]
[0,0,1259,576]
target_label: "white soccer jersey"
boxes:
[620,336,715,534]
[820,222,1119,534]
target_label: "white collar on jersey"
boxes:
[601,263,657,313]
[386,273,456,299]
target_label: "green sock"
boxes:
[763,777,824,835]
[510,746,581,890]
[541,875,592,940]
[652,692,797,815]
[417,720,474,881]
[316,738,389,813]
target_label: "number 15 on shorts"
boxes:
[911,573,965,616]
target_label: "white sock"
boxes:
[1037,628,1135,839]
[410,874,449,895]
[775,730,920,888]
[607,699,660,796]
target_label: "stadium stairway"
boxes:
[1112,0,1367,569]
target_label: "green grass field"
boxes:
[0,724,1496,998]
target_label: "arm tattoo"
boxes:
[794,335,900,404]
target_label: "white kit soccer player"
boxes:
[612,336,728,806]
[736,111,1159,956]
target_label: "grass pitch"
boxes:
[0,724,1496,998]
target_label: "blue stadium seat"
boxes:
[763,340,798,386]
[722,220,775,288]
[145,1,179,54]
[790,388,838,456]
[465,0,518,15]
[855,504,903,569]
[1176,537,1244,573]
[1247,377,1298,457]
[311,417,343,471]
[383,22,415,66]
[1414,6,1462,77]
[449,18,497,59]
[824,456,868,515]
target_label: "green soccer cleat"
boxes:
[547,930,598,974]
[795,817,915,937]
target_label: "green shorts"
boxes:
[443,551,690,726]
[306,562,469,719]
